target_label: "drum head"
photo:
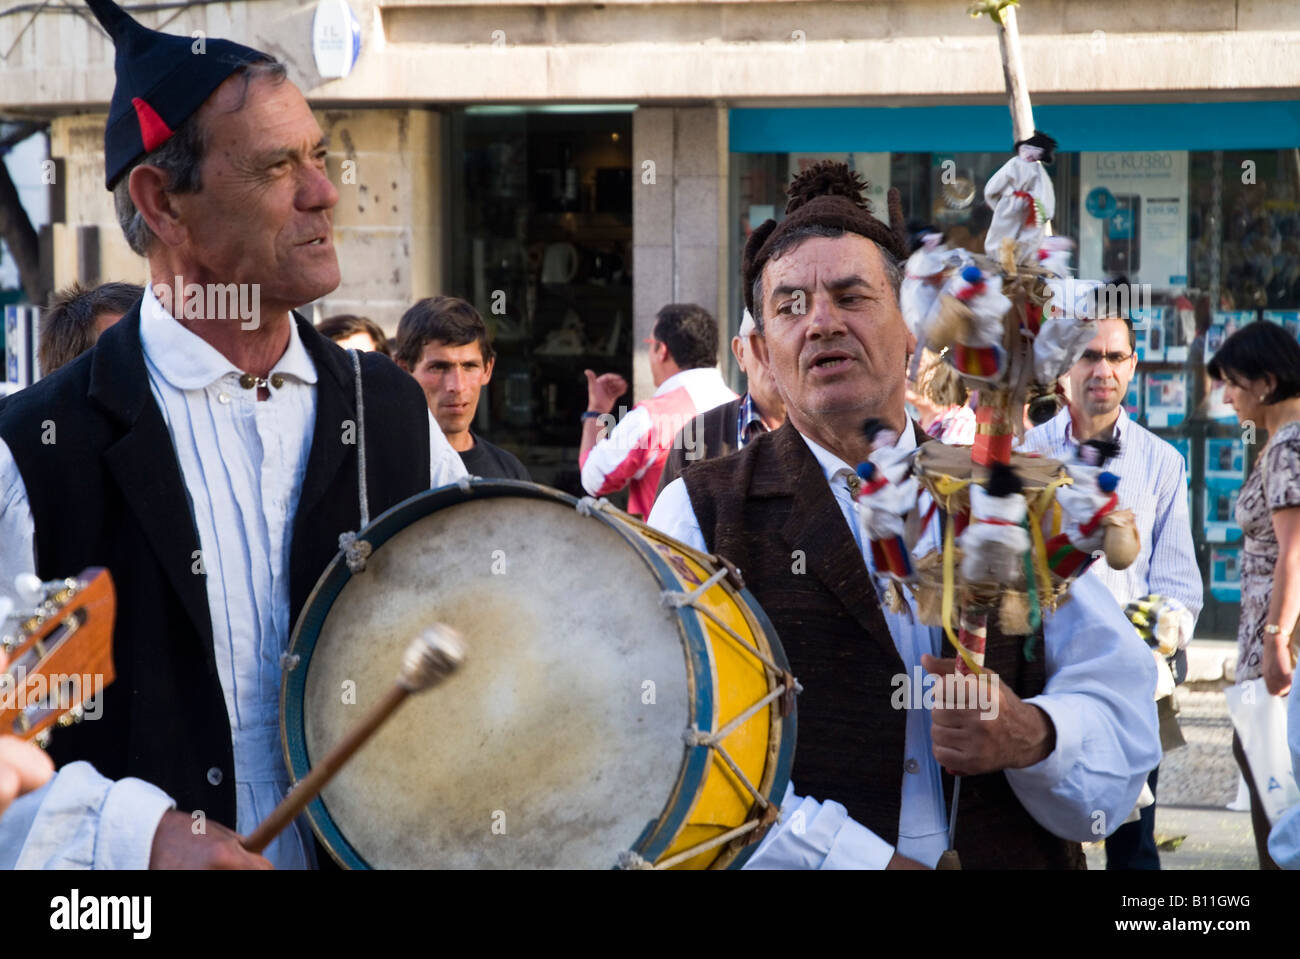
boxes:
[286,486,697,868]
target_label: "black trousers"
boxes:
[1105,766,1161,870]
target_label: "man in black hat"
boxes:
[649,161,1160,869]
[0,0,465,869]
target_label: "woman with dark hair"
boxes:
[1208,320,1300,869]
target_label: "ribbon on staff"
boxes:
[952,342,1004,381]
[941,511,986,676]
[871,537,915,580]
[1027,475,1069,609]
[973,404,1014,467]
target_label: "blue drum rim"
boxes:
[281,479,729,870]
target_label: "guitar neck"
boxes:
[1,568,116,746]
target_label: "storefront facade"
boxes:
[3,0,1299,621]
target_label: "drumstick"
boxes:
[242,625,466,856]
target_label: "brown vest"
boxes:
[684,421,1084,869]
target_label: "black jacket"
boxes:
[0,303,430,829]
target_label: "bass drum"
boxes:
[281,480,796,869]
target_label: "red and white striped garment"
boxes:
[580,367,736,518]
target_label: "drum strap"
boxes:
[337,350,373,573]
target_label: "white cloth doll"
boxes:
[854,421,919,580]
[959,464,1031,588]
[984,131,1058,265]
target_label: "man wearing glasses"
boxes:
[1021,307,1202,870]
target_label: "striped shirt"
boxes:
[580,367,736,518]
[1020,407,1203,623]
[735,391,769,450]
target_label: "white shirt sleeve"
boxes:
[428,410,469,488]
[1144,450,1204,628]
[743,782,896,870]
[0,438,36,601]
[1267,689,1300,869]
[1004,572,1163,841]
[581,406,653,497]
[0,762,175,870]
[646,477,704,549]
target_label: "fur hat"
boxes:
[742,161,908,317]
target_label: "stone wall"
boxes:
[631,107,729,403]
[4,0,1299,111]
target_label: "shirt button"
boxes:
[206,766,223,786]
[904,758,920,774]
[218,392,231,404]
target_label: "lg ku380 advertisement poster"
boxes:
[1079,151,1189,291]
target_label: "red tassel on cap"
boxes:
[132,97,174,152]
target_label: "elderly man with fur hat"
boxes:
[649,162,1159,869]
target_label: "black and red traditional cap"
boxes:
[86,0,272,190]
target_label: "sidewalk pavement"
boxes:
[1084,669,1264,870]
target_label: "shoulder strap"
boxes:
[349,348,369,527]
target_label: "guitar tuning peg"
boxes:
[14,573,44,607]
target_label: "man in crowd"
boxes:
[396,296,529,481]
[38,281,143,375]
[650,162,1160,868]
[316,313,392,357]
[0,0,464,869]
[1021,306,1202,870]
[657,309,785,494]
[581,303,735,518]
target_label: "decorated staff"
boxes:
[872,0,1150,869]
[1045,439,1140,578]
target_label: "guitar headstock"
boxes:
[1,568,116,747]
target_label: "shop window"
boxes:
[449,109,634,494]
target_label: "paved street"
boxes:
[1084,667,1263,870]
